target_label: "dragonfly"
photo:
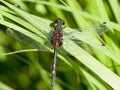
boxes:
[50,18,64,87]
[6,18,109,87]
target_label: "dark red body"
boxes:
[50,18,64,87]
[50,18,64,49]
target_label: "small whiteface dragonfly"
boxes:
[6,21,109,52]
[6,19,109,87]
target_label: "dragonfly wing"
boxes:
[91,22,108,35]
[62,22,108,49]
[64,22,109,38]
[6,22,109,54]
[6,28,52,51]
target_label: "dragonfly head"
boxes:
[55,18,65,26]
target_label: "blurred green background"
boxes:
[0,0,120,90]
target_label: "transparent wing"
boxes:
[6,22,109,53]
[63,22,109,45]
[6,28,52,51]
[64,22,108,40]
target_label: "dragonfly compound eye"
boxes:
[55,18,65,25]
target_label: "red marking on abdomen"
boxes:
[54,42,59,49]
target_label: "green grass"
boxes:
[0,0,120,90]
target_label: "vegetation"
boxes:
[0,0,120,90]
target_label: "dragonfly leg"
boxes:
[50,22,56,28]
[59,41,63,46]
[50,39,53,45]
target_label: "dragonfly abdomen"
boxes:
[50,18,65,87]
